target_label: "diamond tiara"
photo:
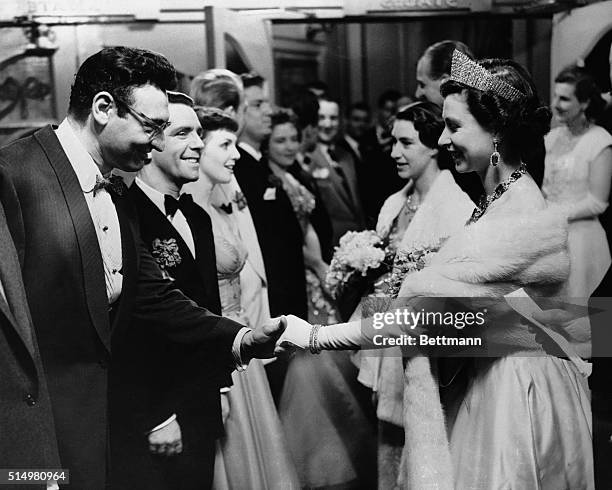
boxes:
[449,50,526,103]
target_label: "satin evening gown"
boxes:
[209,204,299,490]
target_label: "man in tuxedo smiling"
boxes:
[112,92,237,489]
[0,47,284,490]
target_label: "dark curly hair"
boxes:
[440,58,551,184]
[194,107,238,140]
[395,101,451,170]
[555,64,606,121]
[68,46,177,122]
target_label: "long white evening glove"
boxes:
[554,193,608,221]
[278,314,396,351]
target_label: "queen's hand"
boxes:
[274,314,313,354]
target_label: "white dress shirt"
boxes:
[55,119,123,305]
[135,178,196,258]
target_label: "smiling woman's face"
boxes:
[268,122,300,168]
[199,129,240,185]
[438,92,493,175]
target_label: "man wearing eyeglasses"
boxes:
[0,47,285,490]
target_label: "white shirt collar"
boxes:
[135,177,167,216]
[55,118,104,193]
[238,141,262,162]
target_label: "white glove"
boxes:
[275,314,311,351]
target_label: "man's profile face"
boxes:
[102,84,170,173]
[242,85,272,143]
[415,56,445,107]
[150,102,204,186]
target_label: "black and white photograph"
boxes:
[0,0,611,488]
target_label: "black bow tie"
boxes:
[92,175,126,197]
[164,193,193,218]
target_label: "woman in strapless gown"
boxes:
[184,107,299,489]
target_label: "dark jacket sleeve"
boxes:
[131,237,244,354]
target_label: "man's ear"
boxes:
[91,92,114,126]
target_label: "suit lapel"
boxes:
[110,192,138,332]
[130,185,196,267]
[181,200,222,314]
[312,146,354,209]
[34,127,111,352]
[337,149,362,212]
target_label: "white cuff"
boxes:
[232,327,251,371]
[146,413,177,434]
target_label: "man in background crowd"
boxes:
[415,40,484,202]
[306,95,366,245]
[234,73,307,402]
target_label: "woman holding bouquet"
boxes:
[266,110,377,489]
[280,52,593,489]
[352,101,474,488]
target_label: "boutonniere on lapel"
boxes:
[151,238,182,280]
[311,167,330,180]
[233,190,248,211]
[264,174,282,201]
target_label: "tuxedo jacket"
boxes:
[0,202,60,490]
[306,143,367,245]
[0,126,243,490]
[110,185,232,489]
[234,147,307,318]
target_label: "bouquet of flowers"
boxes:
[325,230,392,300]
[382,243,440,298]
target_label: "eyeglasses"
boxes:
[114,98,171,141]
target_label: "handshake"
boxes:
[241,315,315,360]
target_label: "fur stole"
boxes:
[397,183,569,490]
[360,170,473,427]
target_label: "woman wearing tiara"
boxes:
[280,52,593,489]
[183,108,299,489]
[354,100,473,488]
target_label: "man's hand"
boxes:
[148,418,183,456]
[240,316,287,361]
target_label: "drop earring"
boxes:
[490,139,500,167]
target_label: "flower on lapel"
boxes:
[312,167,330,180]
[151,238,182,279]
[233,191,248,211]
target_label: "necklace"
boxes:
[467,163,527,225]
[404,193,420,213]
